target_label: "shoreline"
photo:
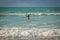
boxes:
[0,27,60,37]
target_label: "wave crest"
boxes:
[0,12,60,16]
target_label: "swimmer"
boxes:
[26,14,30,20]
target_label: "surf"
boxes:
[0,27,60,37]
[0,12,60,16]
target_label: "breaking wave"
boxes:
[0,22,60,37]
[0,27,60,37]
[0,12,60,16]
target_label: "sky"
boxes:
[0,0,60,7]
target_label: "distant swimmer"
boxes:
[26,14,30,20]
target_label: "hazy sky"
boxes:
[0,0,60,7]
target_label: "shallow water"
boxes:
[0,14,60,28]
[0,13,60,40]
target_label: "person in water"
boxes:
[26,14,30,20]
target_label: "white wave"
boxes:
[0,27,60,37]
[0,12,60,16]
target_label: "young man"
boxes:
[26,14,30,20]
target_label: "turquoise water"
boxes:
[0,7,60,40]
[0,7,60,28]
[0,15,60,28]
[0,7,60,12]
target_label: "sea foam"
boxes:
[0,27,60,37]
[0,12,60,16]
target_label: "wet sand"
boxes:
[0,36,60,40]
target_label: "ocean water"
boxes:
[0,14,60,28]
[0,7,60,40]
[0,7,60,28]
[0,7,60,12]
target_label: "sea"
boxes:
[0,7,60,40]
